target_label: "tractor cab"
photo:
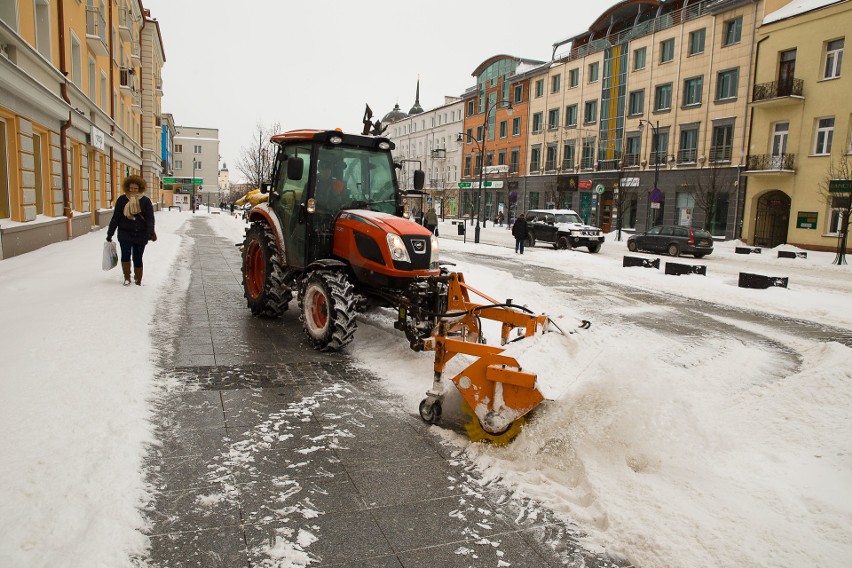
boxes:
[262,130,421,271]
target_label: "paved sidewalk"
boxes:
[135,216,629,567]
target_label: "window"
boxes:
[175,144,183,153]
[99,71,107,110]
[535,79,544,97]
[581,138,596,169]
[476,126,483,142]
[683,76,703,107]
[514,84,523,102]
[88,56,96,98]
[723,17,742,46]
[689,29,706,55]
[625,135,641,166]
[34,0,52,60]
[584,100,598,124]
[510,148,520,173]
[655,83,673,111]
[660,39,675,63]
[467,100,475,116]
[464,155,472,177]
[710,122,734,162]
[530,145,541,171]
[813,117,834,155]
[499,120,508,138]
[70,34,82,87]
[548,108,560,130]
[529,112,542,133]
[545,144,558,171]
[634,47,646,71]
[551,74,561,93]
[588,62,599,83]
[651,130,669,165]
[628,90,644,116]
[678,126,699,163]
[568,68,579,87]
[498,149,507,166]
[716,68,739,101]
[562,141,576,170]
[193,145,202,154]
[829,196,847,233]
[824,38,844,79]
[194,161,202,170]
[512,117,521,136]
[565,104,578,127]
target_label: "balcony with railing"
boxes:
[597,158,620,171]
[708,145,733,163]
[745,153,796,175]
[623,153,641,168]
[580,155,595,170]
[561,159,575,171]
[131,41,142,66]
[677,148,697,164]
[752,79,804,107]
[649,150,669,166]
[119,7,133,40]
[86,7,108,56]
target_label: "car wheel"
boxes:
[588,242,601,253]
[556,235,571,250]
[627,240,638,252]
[526,234,536,247]
[693,253,705,259]
[667,244,680,257]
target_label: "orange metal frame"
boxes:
[422,273,549,430]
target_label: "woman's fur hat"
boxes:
[122,175,146,193]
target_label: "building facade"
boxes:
[511,0,761,236]
[169,126,219,210]
[743,0,851,251]
[0,0,164,259]
[385,96,465,219]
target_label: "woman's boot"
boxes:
[134,265,143,286]
[122,262,132,286]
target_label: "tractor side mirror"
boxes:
[287,156,304,181]
[260,182,271,194]
[413,170,425,191]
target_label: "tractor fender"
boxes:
[247,203,286,258]
[305,258,348,272]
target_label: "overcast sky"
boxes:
[141,0,605,182]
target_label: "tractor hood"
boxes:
[341,210,432,237]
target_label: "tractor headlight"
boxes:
[430,235,440,269]
[386,234,411,263]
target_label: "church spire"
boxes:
[408,75,424,116]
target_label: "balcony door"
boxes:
[770,122,789,169]
[778,50,796,96]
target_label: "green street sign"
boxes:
[458,182,472,188]
[829,179,852,192]
[483,181,492,187]
[192,178,203,185]
[163,177,177,184]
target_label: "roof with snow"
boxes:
[763,0,847,24]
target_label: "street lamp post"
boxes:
[461,99,513,243]
[191,158,197,214]
[638,119,660,228]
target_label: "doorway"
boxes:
[753,190,790,247]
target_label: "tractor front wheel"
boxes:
[242,222,292,317]
[300,271,358,351]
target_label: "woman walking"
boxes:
[106,175,156,286]
[511,213,528,254]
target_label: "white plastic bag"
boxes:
[102,240,118,271]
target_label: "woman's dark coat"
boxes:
[107,195,155,244]
[511,217,528,239]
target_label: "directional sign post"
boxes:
[829,179,852,193]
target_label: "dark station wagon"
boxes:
[627,225,714,258]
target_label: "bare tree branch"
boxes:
[694,163,737,232]
[236,122,281,189]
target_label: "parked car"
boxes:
[627,225,714,258]
[525,209,604,253]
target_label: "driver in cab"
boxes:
[316,159,350,211]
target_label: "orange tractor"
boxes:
[241,129,566,443]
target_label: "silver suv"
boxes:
[525,209,604,253]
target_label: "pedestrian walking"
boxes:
[424,207,439,236]
[512,213,528,254]
[498,210,505,226]
[230,202,235,214]
[106,175,156,286]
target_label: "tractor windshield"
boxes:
[314,146,397,218]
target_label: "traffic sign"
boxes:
[594,184,605,194]
[458,182,472,188]
[829,179,852,193]
[650,188,662,203]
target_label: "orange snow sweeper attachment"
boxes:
[412,272,567,445]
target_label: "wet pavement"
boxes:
[135,217,629,567]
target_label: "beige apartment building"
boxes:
[742,0,850,251]
[0,0,164,259]
[518,0,761,236]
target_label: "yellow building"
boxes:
[743,0,850,251]
[0,0,165,259]
[521,0,762,236]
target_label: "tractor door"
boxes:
[270,143,311,270]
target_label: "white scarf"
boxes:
[124,193,142,219]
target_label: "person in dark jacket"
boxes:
[106,175,156,286]
[511,213,528,254]
[424,207,439,235]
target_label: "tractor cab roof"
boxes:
[270,129,395,151]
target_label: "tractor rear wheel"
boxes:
[242,222,292,317]
[300,271,357,351]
